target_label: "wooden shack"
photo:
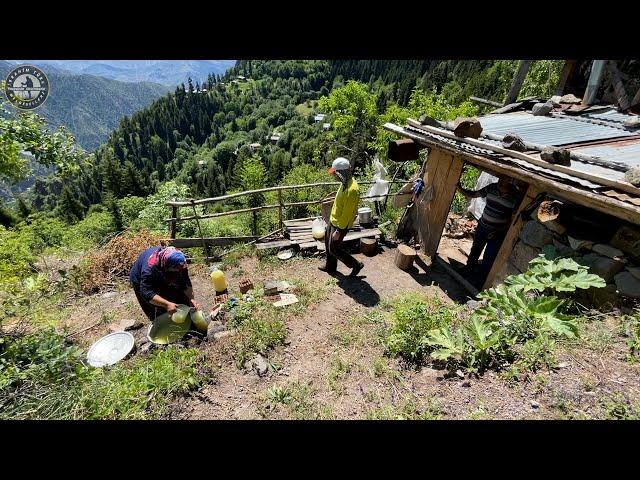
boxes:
[384,104,640,301]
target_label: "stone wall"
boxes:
[491,201,640,308]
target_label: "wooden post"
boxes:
[582,60,607,106]
[555,60,577,96]
[482,184,541,290]
[277,188,284,229]
[395,244,417,270]
[607,60,630,110]
[191,202,211,263]
[414,148,465,258]
[504,60,532,105]
[170,205,178,239]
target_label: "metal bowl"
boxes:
[147,305,192,345]
[87,331,135,368]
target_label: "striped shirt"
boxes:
[476,184,518,230]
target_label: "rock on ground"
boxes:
[250,354,269,377]
[592,244,624,259]
[511,241,541,272]
[581,253,626,283]
[611,226,640,261]
[520,220,554,249]
[614,271,640,298]
[207,320,226,340]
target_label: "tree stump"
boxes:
[360,237,377,257]
[395,244,417,270]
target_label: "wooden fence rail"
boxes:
[165,179,412,238]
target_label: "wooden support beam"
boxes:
[505,60,533,105]
[555,60,577,96]
[583,60,607,106]
[382,123,640,225]
[482,184,541,290]
[415,148,465,258]
[469,96,502,108]
[607,60,631,110]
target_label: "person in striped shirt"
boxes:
[456,176,522,284]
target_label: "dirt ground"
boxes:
[59,239,640,420]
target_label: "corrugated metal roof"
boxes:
[570,140,640,170]
[580,107,637,126]
[479,112,635,146]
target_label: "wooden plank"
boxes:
[299,241,318,249]
[343,228,382,242]
[406,120,640,197]
[255,239,293,250]
[434,255,478,297]
[383,123,640,225]
[316,240,326,252]
[482,184,541,290]
[505,60,532,105]
[167,236,258,248]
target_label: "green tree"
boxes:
[318,80,378,169]
[240,155,266,235]
[0,84,85,182]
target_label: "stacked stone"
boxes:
[496,201,640,308]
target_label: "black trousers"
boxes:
[466,223,507,281]
[324,224,359,272]
[133,284,191,321]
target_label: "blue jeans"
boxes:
[466,222,507,281]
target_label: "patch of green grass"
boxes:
[531,373,549,395]
[261,381,326,419]
[598,393,640,420]
[327,354,352,394]
[623,311,640,361]
[366,397,443,420]
[0,328,210,419]
[581,320,616,354]
[382,292,461,366]
[78,347,208,419]
[514,335,557,373]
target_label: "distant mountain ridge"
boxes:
[0,60,171,151]
[9,60,237,86]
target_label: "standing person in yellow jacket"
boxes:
[319,157,364,277]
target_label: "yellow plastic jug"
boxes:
[210,268,228,293]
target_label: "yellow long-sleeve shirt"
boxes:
[330,178,360,230]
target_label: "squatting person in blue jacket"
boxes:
[129,245,201,321]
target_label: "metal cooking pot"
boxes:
[358,207,372,225]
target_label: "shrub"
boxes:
[426,254,605,372]
[383,292,461,365]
